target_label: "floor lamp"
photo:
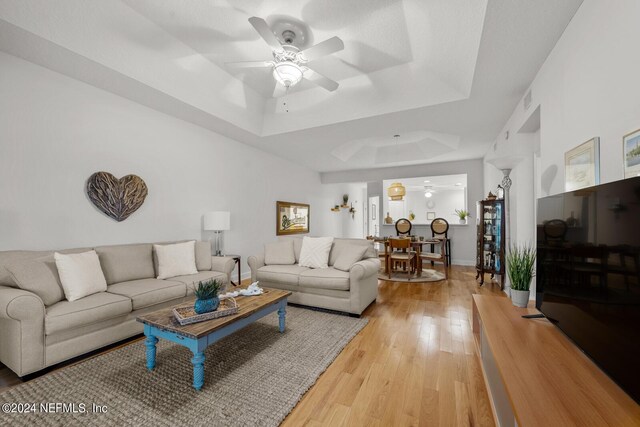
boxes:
[204,211,230,256]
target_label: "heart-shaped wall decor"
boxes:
[86,172,148,222]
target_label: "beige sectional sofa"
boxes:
[248,237,380,316]
[0,241,235,377]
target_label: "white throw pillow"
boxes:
[154,241,199,279]
[54,250,107,302]
[299,237,334,269]
[264,241,296,265]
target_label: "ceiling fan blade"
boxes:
[299,36,344,62]
[304,68,339,92]
[226,60,273,69]
[248,17,283,52]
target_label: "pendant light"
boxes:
[388,182,406,201]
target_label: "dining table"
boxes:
[372,237,447,277]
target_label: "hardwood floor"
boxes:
[281,266,503,427]
[0,266,504,426]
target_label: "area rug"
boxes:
[0,306,367,427]
[378,267,446,283]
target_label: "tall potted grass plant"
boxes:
[506,244,536,307]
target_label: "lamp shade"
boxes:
[203,211,230,231]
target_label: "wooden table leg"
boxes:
[191,351,206,391]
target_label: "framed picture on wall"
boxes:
[564,137,600,191]
[623,128,640,178]
[276,201,310,235]
[427,212,436,221]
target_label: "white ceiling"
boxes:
[0,0,583,172]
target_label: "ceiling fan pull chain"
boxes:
[283,86,290,113]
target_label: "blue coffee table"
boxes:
[136,288,291,390]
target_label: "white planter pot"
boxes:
[459,218,466,224]
[510,289,530,308]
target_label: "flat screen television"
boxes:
[536,176,640,403]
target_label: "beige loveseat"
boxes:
[248,237,380,316]
[0,241,235,377]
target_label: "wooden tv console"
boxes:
[472,295,640,426]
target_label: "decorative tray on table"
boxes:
[172,298,238,326]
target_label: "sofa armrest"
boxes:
[247,254,265,283]
[0,285,45,321]
[350,258,381,281]
[348,258,380,315]
[0,286,45,376]
[210,256,235,283]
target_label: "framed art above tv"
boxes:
[624,128,640,178]
[564,137,600,191]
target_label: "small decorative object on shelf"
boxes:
[409,211,416,221]
[341,194,349,208]
[506,244,536,307]
[384,212,393,224]
[486,191,497,201]
[331,205,340,212]
[496,185,505,199]
[349,203,356,218]
[476,198,505,288]
[455,209,470,224]
[193,279,222,314]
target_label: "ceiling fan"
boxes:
[226,17,344,96]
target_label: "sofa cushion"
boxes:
[299,268,350,291]
[45,292,132,335]
[299,237,334,269]
[0,250,50,287]
[107,278,186,310]
[95,244,155,285]
[277,237,304,263]
[172,271,229,295]
[153,241,198,279]
[265,241,295,265]
[256,265,310,286]
[0,248,92,288]
[6,256,66,306]
[54,251,108,302]
[329,239,376,266]
[195,241,212,271]
[333,244,369,272]
[152,240,212,272]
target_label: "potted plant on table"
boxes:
[506,244,536,308]
[455,209,470,224]
[194,279,223,314]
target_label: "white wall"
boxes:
[490,0,640,196]
[322,159,484,265]
[0,52,347,277]
[485,0,640,294]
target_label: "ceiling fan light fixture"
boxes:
[273,61,303,88]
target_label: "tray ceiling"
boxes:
[0,0,583,171]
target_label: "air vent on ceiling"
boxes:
[523,90,532,111]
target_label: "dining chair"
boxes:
[420,238,448,279]
[387,238,416,280]
[395,218,412,236]
[430,218,451,266]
